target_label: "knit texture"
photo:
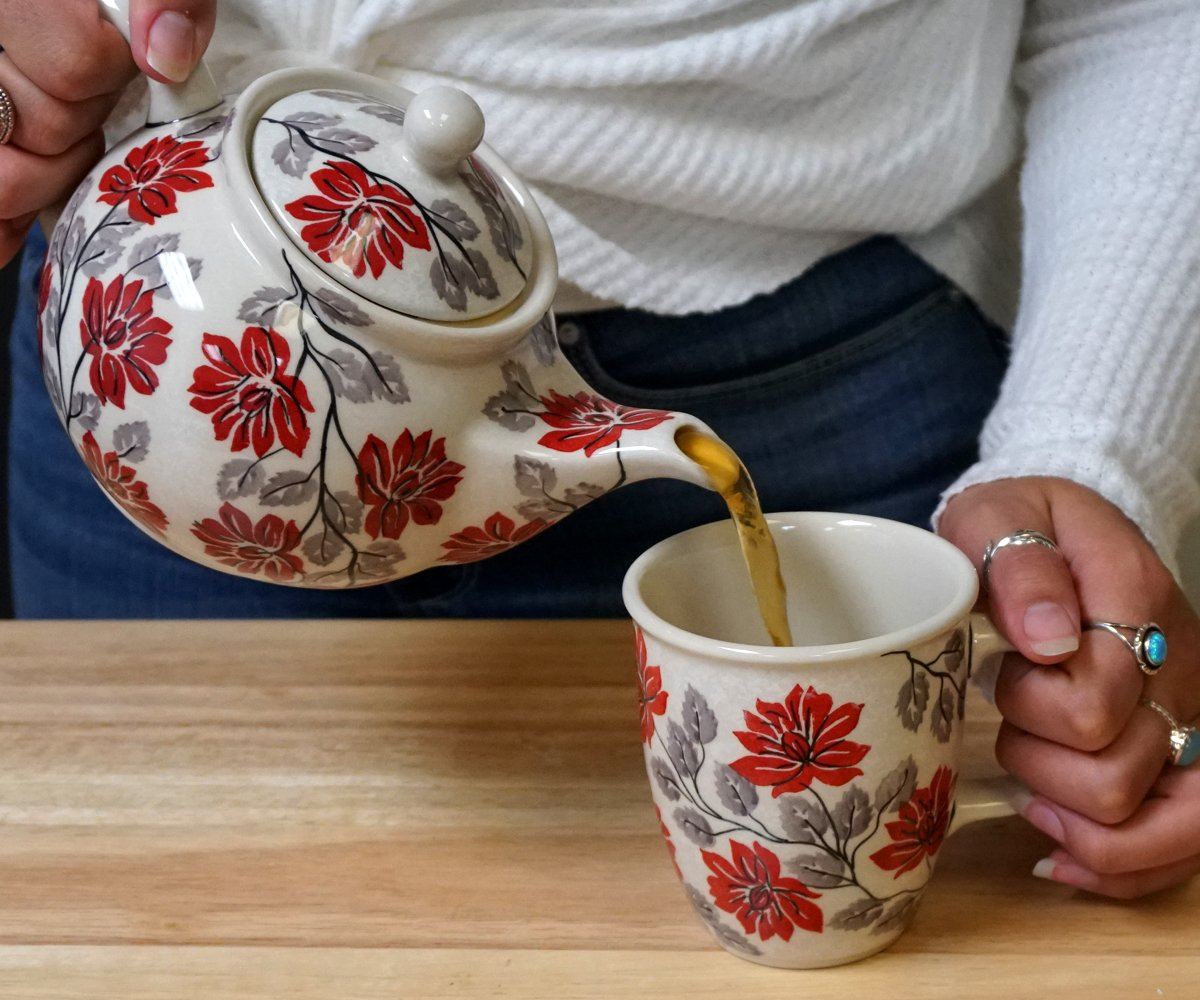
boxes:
[106,0,1200,564]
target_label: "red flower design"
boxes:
[80,430,168,534]
[36,257,52,363]
[536,391,672,457]
[188,326,314,458]
[285,160,430,279]
[702,840,822,941]
[98,135,214,224]
[870,765,956,878]
[355,430,464,540]
[730,685,869,797]
[654,805,682,878]
[635,626,668,743]
[79,275,173,408]
[190,502,304,582]
[439,511,550,564]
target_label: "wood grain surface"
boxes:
[0,620,1192,998]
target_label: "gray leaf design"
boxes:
[931,684,956,743]
[359,539,406,575]
[683,885,761,956]
[666,719,700,779]
[177,113,227,139]
[112,421,150,463]
[325,348,409,404]
[788,851,849,889]
[464,164,525,266]
[259,469,318,507]
[71,392,100,432]
[483,361,538,431]
[651,757,681,802]
[778,796,830,845]
[44,368,64,421]
[359,103,405,125]
[874,755,919,814]
[127,233,180,271]
[61,215,85,265]
[322,490,364,535]
[527,313,557,366]
[216,458,267,500]
[314,126,377,155]
[238,286,295,326]
[942,630,965,675]
[284,110,340,129]
[832,785,872,843]
[272,134,315,177]
[130,244,202,299]
[874,893,921,936]
[79,223,132,276]
[896,669,929,731]
[430,199,480,242]
[302,529,347,568]
[673,806,714,847]
[714,764,758,817]
[562,482,606,507]
[429,248,500,310]
[311,287,371,327]
[514,455,557,497]
[516,497,573,521]
[681,686,718,745]
[51,182,89,261]
[830,896,887,932]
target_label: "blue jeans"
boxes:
[8,228,1007,618]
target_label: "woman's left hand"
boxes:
[939,475,1200,898]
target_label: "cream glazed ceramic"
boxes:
[623,513,1019,969]
[35,3,715,589]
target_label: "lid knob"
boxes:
[404,86,486,176]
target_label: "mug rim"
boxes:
[622,511,980,664]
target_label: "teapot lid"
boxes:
[249,85,534,322]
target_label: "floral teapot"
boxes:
[36,1,717,588]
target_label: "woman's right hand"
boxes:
[0,0,216,265]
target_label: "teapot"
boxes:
[36,1,717,588]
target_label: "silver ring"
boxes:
[981,529,1060,589]
[1141,699,1199,767]
[0,84,14,146]
[1088,621,1168,675]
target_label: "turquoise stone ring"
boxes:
[1088,621,1167,676]
[1142,699,1200,768]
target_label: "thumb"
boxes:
[939,484,1082,664]
[128,1,218,84]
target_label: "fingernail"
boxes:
[146,11,197,83]
[1031,858,1056,880]
[1022,800,1066,842]
[1033,857,1100,891]
[1024,602,1079,658]
[1008,788,1034,813]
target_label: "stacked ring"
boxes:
[1088,621,1168,675]
[1141,700,1200,767]
[0,84,13,146]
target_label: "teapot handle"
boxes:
[98,0,223,124]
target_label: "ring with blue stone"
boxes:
[1088,621,1168,675]
[1141,699,1200,768]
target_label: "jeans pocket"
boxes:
[563,283,971,410]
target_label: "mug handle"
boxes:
[948,612,1022,835]
[98,0,222,123]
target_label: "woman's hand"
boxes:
[0,0,216,265]
[939,476,1200,898]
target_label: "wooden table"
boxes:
[0,620,1193,998]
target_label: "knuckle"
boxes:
[44,49,109,102]
[1070,831,1122,875]
[0,175,19,218]
[1088,766,1143,825]
[25,102,81,156]
[1064,689,1123,751]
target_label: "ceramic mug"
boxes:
[622,511,1019,969]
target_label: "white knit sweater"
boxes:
[112,0,1200,565]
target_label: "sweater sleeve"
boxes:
[933,0,1200,568]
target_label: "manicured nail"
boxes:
[146,11,197,83]
[1023,601,1079,658]
[1008,788,1034,813]
[1032,857,1100,891]
[1022,800,1066,842]
[1031,858,1056,881]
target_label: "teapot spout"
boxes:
[612,414,720,491]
